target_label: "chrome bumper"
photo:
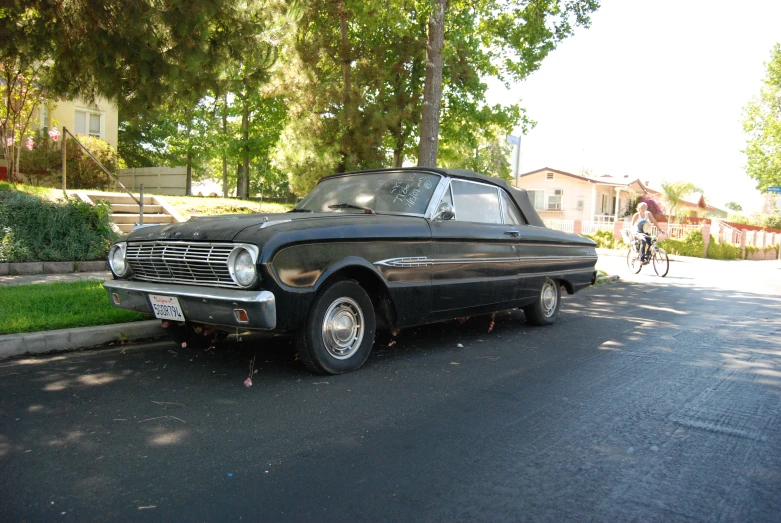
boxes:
[103,280,276,330]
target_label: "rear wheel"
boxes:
[626,247,642,274]
[296,279,376,374]
[523,277,561,326]
[652,247,669,277]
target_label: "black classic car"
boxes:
[104,168,597,374]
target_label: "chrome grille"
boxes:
[126,241,238,287]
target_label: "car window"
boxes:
[296,171,441,214]
[451,180,501,224]
[436,185,454,217]
[500,190,526,225]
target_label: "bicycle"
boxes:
[623,230,669,277]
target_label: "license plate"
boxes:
[149,294,186,321]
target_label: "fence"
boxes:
[581,220,615,235]
[117,167,187,195]
[543,219,574,233]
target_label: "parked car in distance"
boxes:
[104,167,598,374]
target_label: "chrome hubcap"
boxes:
[541,280,557,317]
[322,297,364,359]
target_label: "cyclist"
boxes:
[631,202,664,263]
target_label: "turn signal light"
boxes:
[233,309,249,323]
[112,293,121,305]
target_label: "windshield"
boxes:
[296,171,441,215]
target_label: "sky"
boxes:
[488,0,781,213]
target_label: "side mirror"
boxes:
[436,202,455,220]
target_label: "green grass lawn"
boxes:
[0,280,148,335]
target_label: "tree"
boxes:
[743,44,781,192]
[417,0,446,167]
[416,0,600,166]
[725,201,743,212]
[0,1,281,117]
[0,57,54,183]
[659,180,702,223]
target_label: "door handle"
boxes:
[504,230,520,237]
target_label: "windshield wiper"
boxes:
[328,203,375,214]
[288,208,313,213]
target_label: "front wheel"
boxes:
[295,279,377,375]
[652,247,669,277]
[626,248,642,274]
[523,277,561,326]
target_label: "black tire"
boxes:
[626,247,642,274]
[523,277,561,326]
[164,321,228,349]
[295,279,377,375]
[652,247,669,277]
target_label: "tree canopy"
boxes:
[743,43,781,192]
[2,0,600,198]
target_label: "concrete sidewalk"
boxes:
[0,270,167,359]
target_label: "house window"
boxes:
[548,189,562,210]
[527,190,545,210]
[75,110,102,138]
[601,194,609,213]
[546,173,554,180]
[39,106,49,130]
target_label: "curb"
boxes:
[0,320,166,360]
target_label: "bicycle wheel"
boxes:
[626,247,642,274]
[652,247,669,277]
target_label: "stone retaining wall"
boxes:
[0,260,108,276]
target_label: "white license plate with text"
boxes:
[149,294,186,321]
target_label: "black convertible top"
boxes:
[323,167,545,227]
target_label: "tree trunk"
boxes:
[185,116,193,196]
[240,102,250,199]
[222,94,228,198]
[338,1,352,172]
[417,0,447,167]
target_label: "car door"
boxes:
[428,179,521,314]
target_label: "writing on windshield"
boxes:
[296,171,441,215]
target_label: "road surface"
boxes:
[1,254,779,521]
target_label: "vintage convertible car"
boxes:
[104,167,597,374]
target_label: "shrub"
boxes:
[17,135,118,190]
[706,236,740,260]
[659,230,705,257]
[0,189,118,262]
[764,214,781,230]
[583,229,617,249]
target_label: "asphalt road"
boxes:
[1,255,780,522]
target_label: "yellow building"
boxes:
[1,96,118,181]
[41,96,119,149]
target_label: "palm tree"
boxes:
[660,180,702,223]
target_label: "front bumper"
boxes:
[103,280,276,330]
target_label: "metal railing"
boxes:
[62,126,144,225]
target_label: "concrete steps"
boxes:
[74,191,185,233]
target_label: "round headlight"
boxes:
[109,243,130,277]
[232,248,257,287]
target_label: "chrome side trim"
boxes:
[375,255,597,267]
[375,257,433,267]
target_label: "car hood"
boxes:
[122,212,425,243]
[124,213,310,242]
